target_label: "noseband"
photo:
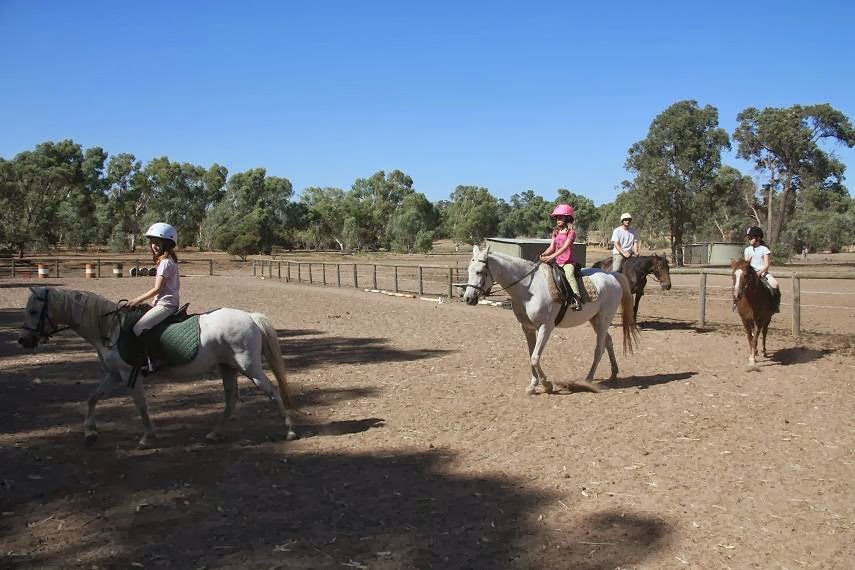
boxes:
[21,289,68,340]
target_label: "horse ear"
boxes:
[472,244,480,257]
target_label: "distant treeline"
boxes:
[2,101,853,262]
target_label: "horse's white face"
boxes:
[18,287,48,349]
[463,245,494,306]
[732,267,744,303]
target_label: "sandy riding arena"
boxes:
[1,275,853,568]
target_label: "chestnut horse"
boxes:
[592,254,672,320]
[731,259,777,365]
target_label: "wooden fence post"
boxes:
[353,264,358,288]
[447,267,453,299]
[698,271,707,328]
[209,259,214,276]
[336,264,341,287]
[253,260,257,276]
[308,263,313,284]
[322,263,326,285]
[372,265,377,289]
[286,261,291,282]
[97,259,101,278]
[394,266,399,292]
[278,262,281,279]
[418,266,424,296]
[297,263,302,283]
[11,259,15,278]
[55,259,60,278]
[792,275,801,338]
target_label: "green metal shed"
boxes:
[484,238,587,267]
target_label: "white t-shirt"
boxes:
[154,257,180,309]
[611,226,638,252]
[744,245,771,272]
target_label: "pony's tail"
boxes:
[614,272,640,356]
[249,312,297,411]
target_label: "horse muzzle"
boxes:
[463,293,480,306]
[661,282,672,291]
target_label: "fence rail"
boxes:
[669,267,855,337]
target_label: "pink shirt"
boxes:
[551,228,576,266]
[154,258,180,309]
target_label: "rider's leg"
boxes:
[562,265,584,309]
[132,305,176,372]
[765,274,781,312]
[612,253,624,273]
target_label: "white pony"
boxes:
[17,287,297,447]
[463,245,639,394]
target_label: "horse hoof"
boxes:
[84,431,98,446]
[205,432,226,443]
[542,381,554,394]
[138,434,156,449]
[525,386,536,396]
[285,430,299,441]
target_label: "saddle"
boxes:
[117,303,201,386]
[540,263,599,325]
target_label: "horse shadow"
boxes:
[277,328,452,369]
[636,319,696,332]
[769,347,831,366]
[600,371,698,390]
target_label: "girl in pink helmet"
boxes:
[540,204,583,310]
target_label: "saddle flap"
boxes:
[117,304,200,368]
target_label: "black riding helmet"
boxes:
[746,226,764,239]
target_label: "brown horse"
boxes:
[591,255,672,320]
[731,258,776,365]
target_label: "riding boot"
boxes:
[137,330,165,376]
[567,273,584,311]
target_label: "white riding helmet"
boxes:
[144,222,178,246]
[620,213,633,222]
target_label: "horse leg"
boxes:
[522,327,541,395]
[741,318,756,365]
[760,320,770,359]
[206,365,239,443]
[586,316,612,381]
[633,291,642,322]
[239,352,298,441]
[83,373,115,445]
[529,323,554,395]
[129,380,157,448]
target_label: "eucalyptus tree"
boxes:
[555,189,597,239]
[445,185,500,245]
[350,170,416,249]
[733,104,855,246]
[626,100,730,264]
[497,190,552,238]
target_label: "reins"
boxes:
[464,256,541,297]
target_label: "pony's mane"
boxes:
[487,251,536,271]
[47,288,119,342]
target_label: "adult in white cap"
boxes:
[611,213,639,273]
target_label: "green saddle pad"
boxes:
[117,308,201,368]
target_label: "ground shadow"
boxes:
[600,371,698,390]
[0,282,67,289]
[770,346,831,366]
[638,318,697,332]
[277,328,452,370]
[1,419,674,569]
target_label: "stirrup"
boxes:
[570,297,583,311]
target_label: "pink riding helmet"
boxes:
[550,204,575,218]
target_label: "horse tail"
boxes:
[614,272,640,355]
[249,312,297,411]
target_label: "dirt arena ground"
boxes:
[1,273,853,569]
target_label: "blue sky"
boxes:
[1,0,853,205]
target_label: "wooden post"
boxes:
[286,261,291,282]
[336,264,341,287]
[352,264,358,288]
[97,259,101,278]
[253,260,257,276]
[698,271,707,328]
[297,263,302,283]
[447,267,453,299]
[11,259,15,278]
[394,265,399,292]
[269,260,274,278]
[308,263,313,284]
[418,266,424,296]
[792,275,801,338]
[372,265,377,289]
[209,259,214,276]
[55,259,60,278]
[322,263,327,285]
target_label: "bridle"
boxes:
[21,289,68,340]
[464,255,540,297]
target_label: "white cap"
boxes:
[620,213,633,221]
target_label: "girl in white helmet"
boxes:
[128,223,181,371]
